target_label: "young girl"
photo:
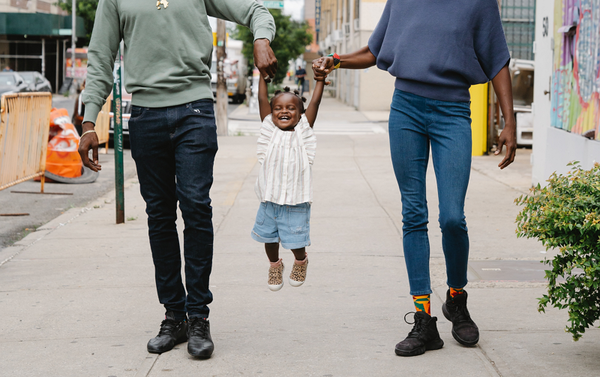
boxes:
[251,72,327,291]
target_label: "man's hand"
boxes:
[77,121,102,172]
[254,39,277,83]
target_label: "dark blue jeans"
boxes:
[129,99,218,320]
[389,90,472,296]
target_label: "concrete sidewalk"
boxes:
[1,101,599,377]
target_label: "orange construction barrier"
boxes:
[46,108,83,179]
[0,92,52,192]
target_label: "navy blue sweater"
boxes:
[368,0,510,102]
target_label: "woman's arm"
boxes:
[258,75,272,121]
[491,65,517,169]
[305,79,326,127]
[312,46,377,78]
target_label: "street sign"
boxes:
[263,1,284,9]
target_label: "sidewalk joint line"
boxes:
[351,138,402,237]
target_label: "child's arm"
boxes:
[258,75,272,121]
[304,79,325,128]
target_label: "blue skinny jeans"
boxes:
[389,89,472,296]
[128,99,218,320]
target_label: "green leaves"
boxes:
[234,9,313,85]
[516,162,600,341]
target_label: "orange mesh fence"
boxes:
[0,92,52,191]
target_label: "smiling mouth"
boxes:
[279,116,291,121]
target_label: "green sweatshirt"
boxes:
[82,0,275,124]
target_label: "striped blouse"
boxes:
[255,114,317,205]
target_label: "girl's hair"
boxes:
[270,87,307,113]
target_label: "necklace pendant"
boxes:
[156,0,169,10]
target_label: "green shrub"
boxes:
[515,162,600,341]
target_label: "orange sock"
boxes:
[412,294,431,315]
[450,287,464,298]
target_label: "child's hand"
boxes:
[314,75,331,86]
[312,65,330,85]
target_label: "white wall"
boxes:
[532,0,600,186]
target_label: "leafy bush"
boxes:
[515,162,600,341]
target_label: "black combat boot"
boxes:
[395,311,444,356]
[442,289,479,346]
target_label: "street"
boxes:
[0,96,242,248]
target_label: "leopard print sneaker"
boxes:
[268,259,284,291]
[289,257,308,287]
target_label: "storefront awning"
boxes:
[0,13,86,38]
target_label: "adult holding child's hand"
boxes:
[313,0,516,358]
[254,38,277,82]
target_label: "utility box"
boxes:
[470,83,488,156]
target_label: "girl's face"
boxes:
[271,93,302,131]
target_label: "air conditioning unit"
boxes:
[324,35,332,48]
[333,29,343,42]
[353,18,360,31]
[343,23,351,35]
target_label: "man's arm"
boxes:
[258,75,272,121]
[78,0,121,172]
[205,0,277,80]
[491,65,517,169]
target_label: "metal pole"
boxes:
[113,47,125,224]
[55,40,59,93]
[216,19,228,136]
[41,39,45,77]
[71,0,77,79]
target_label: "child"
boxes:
[251,71,327,291]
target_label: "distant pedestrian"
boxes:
[314,0,517,357]
[251,69,328,291]
[2,66,13,72]
[295,65,306,95]
[78,0,276,360]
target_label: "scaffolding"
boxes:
[501,0,536,61]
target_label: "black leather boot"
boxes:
[187,317,214,359]
[147,312,188,354]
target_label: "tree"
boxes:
[57,0,99,43]
[234,9,312,85]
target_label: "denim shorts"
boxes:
[251,201,311,249]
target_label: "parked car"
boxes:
[0,71,29,95]
[19,71,52,92]
[109,91,132,143]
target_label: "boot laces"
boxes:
[448,298,471,323]
[404,312,426,339]
[189,317,209,337]
[158,318,181,336]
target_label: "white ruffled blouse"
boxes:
[255,114,317,205]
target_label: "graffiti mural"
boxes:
[551,0,600,139]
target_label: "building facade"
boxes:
[0,0,85,93]
[305,0,395,111]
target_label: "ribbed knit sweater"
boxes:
[83,0,275,124]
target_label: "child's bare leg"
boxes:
[265,243,280,262]
[291,247,307,262]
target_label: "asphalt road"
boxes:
[0,96,242,249]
